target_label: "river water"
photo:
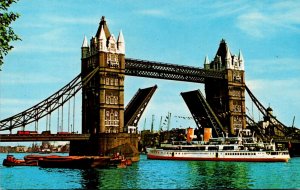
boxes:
[0,153,299,189]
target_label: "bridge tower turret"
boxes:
[204,39,246,135]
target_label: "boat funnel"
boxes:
[204,128,212,142]
[186,127,194,143]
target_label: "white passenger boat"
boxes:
[147,130,290,162]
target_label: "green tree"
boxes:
[0,0,21,70]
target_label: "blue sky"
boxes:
[1,0,300,137]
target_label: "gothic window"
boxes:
[106,78,110,85]
[114,78,118,86]
[114,96,118,104]
[114,111,119,125]
[233,116,243,129]
[107,53,119,67]
[233,71,241,82]
[104,109,119,133]
[110,94,114,104]
[99,41,103,50]
[231,90,241,97]
[106,96,110,104]
[111,54,116,62]
[110,111,114,125]
[110,78,114,85]
[233,100,242,112]
[111,43,115,50]
[105,111,110,125]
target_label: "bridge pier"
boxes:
[69,133,140,161]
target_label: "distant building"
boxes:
[259,107,284,136]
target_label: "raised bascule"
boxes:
[0,16,297,158]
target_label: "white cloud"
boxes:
[246,58,300,75]
[0,98,39,119]
[136,9,168,17]
[0,98,37,106]
[43,15,99,26]
[236,1,300,38]
[237,12,269,38]
[12,28,78,53]
[0,72,63,85]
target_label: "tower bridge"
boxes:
[0,16,295,157]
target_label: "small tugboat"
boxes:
[110,153,129,168]
[3,155,38,166]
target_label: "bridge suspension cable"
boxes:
[0,67,99,132]
[245,85,288,135]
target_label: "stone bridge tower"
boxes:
[204,39,246,135]
[81,16,125,135]
[70,17,139,158]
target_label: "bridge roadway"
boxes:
[0,134,90,142]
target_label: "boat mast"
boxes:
[166,112,171,140]
[143,118,146,131]
[159,116,163,132]
[151,114,155,133]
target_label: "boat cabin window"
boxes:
[223,146,234,150]
[198,147,206,150]
[183,147,199,150]
[208,147,218,151]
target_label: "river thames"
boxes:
[0,153,299,189]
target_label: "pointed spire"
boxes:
[109,34,116,43]
[203,55,210,69]
[204,55,210,65]
[99,25,106,40]
[225,46,231,60]
[238,49,245,70]
[117,30,125,54]
[98,25,107,52]
[81,35,89,58]
[96,16,111,39]
[225,45,232,69]
[117,30,124,43]
[238,49,244,62]
[82,35,89,48]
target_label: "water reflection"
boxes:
[79,156,252,189]
[188,161,251,189]
[80,169,100,189]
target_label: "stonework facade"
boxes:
[73,17,139,157]
[81,16,125,135]
[204,39,246,135]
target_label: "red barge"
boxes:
[2,155,38,166]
